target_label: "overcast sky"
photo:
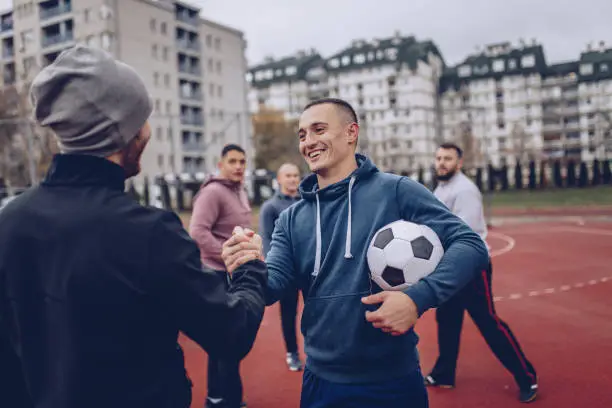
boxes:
[2,0,610,67]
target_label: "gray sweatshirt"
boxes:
[433,171,488,245]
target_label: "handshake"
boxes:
[222,226,264,274]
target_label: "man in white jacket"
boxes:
[425,143,539,404]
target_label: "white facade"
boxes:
[440,41,612,167]
[247,35,445,173]
[0,0,251,188]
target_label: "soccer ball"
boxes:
[366,220,444,291]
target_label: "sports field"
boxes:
[178,212,612,408]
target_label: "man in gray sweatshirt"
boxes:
[425,142,538,403]
[258,163,303,372]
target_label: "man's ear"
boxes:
[346,123,359,146]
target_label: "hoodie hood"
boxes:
[298,154,378,276]
[192,175,250,212]
[299,154,378,200]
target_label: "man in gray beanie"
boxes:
[0,45,267,408]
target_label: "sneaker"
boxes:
[519,383,538,403]
[424,375,455,389]
[286,352,303,372]
[205,399,247,408]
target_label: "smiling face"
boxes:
[297,103,359,183]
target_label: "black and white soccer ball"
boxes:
[366,220,444,291]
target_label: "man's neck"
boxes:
[317,156,358,190]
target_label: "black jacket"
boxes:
[0,154,267,408]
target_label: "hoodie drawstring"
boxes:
[344,176,356,259]
[311,175,356,276]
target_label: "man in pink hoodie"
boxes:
[189,144,252,408]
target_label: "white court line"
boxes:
[488,224,612,303]
[488,231,516,258]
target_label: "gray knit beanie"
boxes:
[29,45,153,157]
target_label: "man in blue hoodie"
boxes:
[222,98,490,407]
[259,163,304,372]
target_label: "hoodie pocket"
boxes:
[301,292,417,372]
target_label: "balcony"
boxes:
[2,47,14,59]
[180,116,204,127]
[176,12,198,27]
[42,31,74,48]
[40,2,72,21]
[178,64,201,76]
[542,123,562,133]
[176,39,200,52]
[183,142,204,152]
[563,90,579,100]
[180,91,202,101]
[0,20,12,33]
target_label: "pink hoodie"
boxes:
[188,176,252,271]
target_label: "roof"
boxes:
[439,44,548,93]
[323,35,444,73]
[248,51,324,88]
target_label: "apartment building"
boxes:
[440,40,612,167]
[199,17,251,172]
[248,35,612,173]
[247,32,445,173]
[0,0,252,189]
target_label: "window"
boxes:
[580,63,593,75]
[156,126,162,140]
[246,72,253,82]
[341,55,350,65]
[206,35,212,47]
[83,8,90,23]
[457,65,471,77]
[216,61,222,74]
[601,63,609,72]
[521,54,535,68]
[158,154,164,167]
[166,101,172,113]
[152,44,158,58]
[162,46,168,61]
[164,73,170,86]
[214,37,221,51]
[328,58,340,68]
[153,72,159,86]
[385,48,398,60]
[218,85,223,97]
[354,54,366,64]
[160,22,167,35]
[101,32,112,51]
[86,35,98,47]
[150,18,156,32]
[492,59,505,72]
[20,29,33,53]
[285,66,297,75]
[508,59,517,69]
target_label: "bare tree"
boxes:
[251,107,306,172]
[0,84,58,188]
[456,120,483,169]
[509,122,534,162]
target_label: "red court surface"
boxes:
[180,219,612,408]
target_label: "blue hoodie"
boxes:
[264,154,489,384]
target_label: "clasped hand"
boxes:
[361,291,419,336]
[221,226,263,274]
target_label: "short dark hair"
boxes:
[221,143,245,157]
[303,97,358,124]
[438,142,463,158]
